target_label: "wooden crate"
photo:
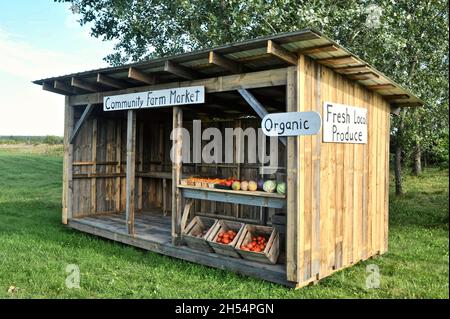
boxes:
[235,224,279,264]
[182,216,218,253]
[207,220,244,258]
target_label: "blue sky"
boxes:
[0,0,115,135]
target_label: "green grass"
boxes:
[0,147,448,298]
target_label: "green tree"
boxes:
[59,0,449,194]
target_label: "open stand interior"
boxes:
[69,86,292,286]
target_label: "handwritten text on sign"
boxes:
[103,86,205,111]
[261,111,321,136]
[322,102,367,144]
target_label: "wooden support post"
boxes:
[286,65,299,282]
[115,119,122,212]
[90,118,97,213]
[126,110,136,235]
[138,122,144,212]
[172,106,183,245]
[62,96,74,224]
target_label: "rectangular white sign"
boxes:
[322,102,367,144]
[103,86,205,111]
[261,111,322,136]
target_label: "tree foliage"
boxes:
[59,0,449,167]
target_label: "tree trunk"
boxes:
[412,143,422,176]
[394,108,406,196]
[394,140,403,195]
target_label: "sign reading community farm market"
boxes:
[103,86,205,111]
[322,102,368,144]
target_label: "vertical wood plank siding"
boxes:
[291,56,390,287]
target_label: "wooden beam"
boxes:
[366,83,396,91]
[383,94,410,101]
[70,67,288,105]
[316,55,359,65]
[71,77,101,92]
[208,51,242,73]
[128,67,156,85]
[237,88,286,146]
[172,106,183,245]
[164,60,199,80]
[90,118,97,213]
[62,96,74,224]
[125,109,136,235]
[43,82,70,95]
[298,43,338,55]
[97,73,128,89]
[286,65,299,282]
[54,80,76,94]
[70,104,94,144]
[346,72,380,80]
[267,40,298,65]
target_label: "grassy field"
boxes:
[0,145,448,298]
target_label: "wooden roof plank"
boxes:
[97,73,128,89]
[164,60,200,80]
[267,40,298,65]
[208,51,242,73]
[128,67,157,85]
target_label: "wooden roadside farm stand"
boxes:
[33,29,422,288]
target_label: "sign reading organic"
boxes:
[261,111,322,136]
[322,102,367,144]
[103,86,205,111]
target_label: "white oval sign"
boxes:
[261,111,322,136]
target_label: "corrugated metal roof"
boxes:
[33,29,423,107]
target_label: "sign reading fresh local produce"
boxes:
[322,102,367,144]
[261,111,321,136]
[103,86,205,111]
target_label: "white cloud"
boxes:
[0,25,113,136]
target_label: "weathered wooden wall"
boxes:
[69,110,287,227]
[287,56,390,286]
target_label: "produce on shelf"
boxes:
[276,182,286,195]
[248,180,257,191]
[216,230,237,244]
[231,181,241,191]
[263,180,277,193]
[240,180,249,191]
[240,235,268,253]
[257,179,265,191]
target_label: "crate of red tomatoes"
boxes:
[235,224,279,264]
[206,220,244,258]
[182,216,218,253]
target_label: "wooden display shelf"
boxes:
[178,185,286,209]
